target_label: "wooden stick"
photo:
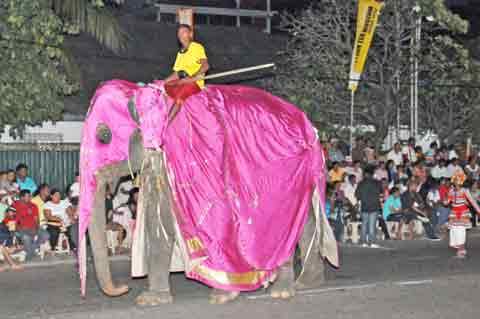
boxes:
[202,63,275,80]
[142,63,275,92]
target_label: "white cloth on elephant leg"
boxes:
[449,225,466,248]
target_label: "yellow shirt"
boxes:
[173,41,207,88]
[32,195,46,225]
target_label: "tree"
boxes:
[0,0,127,137]
[271,0,472,146]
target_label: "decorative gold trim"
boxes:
[193,264,267,286]
[186,237,205,253]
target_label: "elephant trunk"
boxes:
[88,178,129,297]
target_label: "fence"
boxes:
[0,144,80,194]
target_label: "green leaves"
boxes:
[0,0,79,137]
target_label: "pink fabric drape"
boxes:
[79,80,331,295]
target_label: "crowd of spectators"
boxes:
[325,137,480,248]
[0,163,138,271]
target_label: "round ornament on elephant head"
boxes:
[96,123,112,144]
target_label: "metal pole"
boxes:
[236,0,241,28]
[410,20,415,138]
[350,90,355,153]
[266,0,271,34]
[414,16,421,139]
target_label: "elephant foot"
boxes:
[270,286,296,300]
[135,290,173,306]
[209,289,240,305]
[103,284,129,297]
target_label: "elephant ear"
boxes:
[128,128,145,173]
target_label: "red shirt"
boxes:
[439,185,450,202]
[12,200,39,231]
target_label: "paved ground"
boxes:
[2,231,480,319]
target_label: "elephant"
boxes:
[78,80,338,305]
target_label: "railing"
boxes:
[154,0,277,34]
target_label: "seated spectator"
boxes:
[345,160,363,182]
[412,161,427,184]
[0,245,22,272]
[0,201,12,246]
[32,184,50,229]
[363,141,376,164]
[403,138,417,163]
[448,144,459,160]
[0,171,8,192]
[446,158,463,178]
[68,173,80,199]
[427,180,450,231]
[15,164,37,194]
[431,159,448,180]
[425,142,438,165]
[12,190,49,260]
[374,161,388,181]
[383,187,405,239]
[1,170,19,205]
[465,156,479,182]
[400,181,440,241]
[111,187,139,251]
[415,146,425,162]
[328,162,345,183]
[386,160,397,185]
[387,143,403,166]
[44,189,73,251]
[328,140,345,163]
[113,177,134,210]
[67,197,79,253]
[396,165,409,185]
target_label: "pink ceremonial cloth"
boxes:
[79,80,329,295]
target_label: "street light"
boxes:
[410,4,434,140]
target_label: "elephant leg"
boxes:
[136,152,175,306]
[270,256,296,299]
[296,207,326,289]
[89,161,131,297]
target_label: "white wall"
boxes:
[1,121,84,144]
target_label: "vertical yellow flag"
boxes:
[349,0,384,92]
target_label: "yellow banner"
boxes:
[349,0,384,91]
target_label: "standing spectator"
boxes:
[400,181,440,241]
[15,164,37,194]
[355,166,383,248]
[403,137,417,163]
[465,157,479,182]
[44,189,73,251]
[386,160,397,185]
[12,190,49,260]
[387,143,404,166]
[341,175,358,208]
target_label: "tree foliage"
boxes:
[0,0,127,137]
[271,0,476,144]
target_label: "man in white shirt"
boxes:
[387,143,404,166]
[431,159,448,180]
